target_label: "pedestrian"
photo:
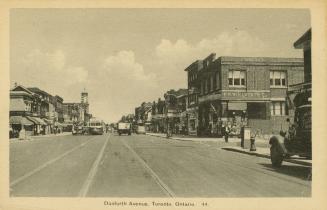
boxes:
[225,123,231,143]
[19,127,26,140]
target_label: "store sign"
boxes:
[222,91,269,100]
[199,91,270,103]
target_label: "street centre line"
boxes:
[78,134,110,197]
[121,139,176,197]
[10,137,95,187]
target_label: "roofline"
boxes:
[293,28,311,49]
[11,85,35,95]
[184,60,202,72]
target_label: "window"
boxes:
[204,80,208,93]
[216,72,220,90]
[201,82,204,95]
[210,76,214,91]
[228,70,246,87]
[270,71,286,87]
[248,103,267,119]
[270,101,286,116]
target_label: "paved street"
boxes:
[10,133,311,197]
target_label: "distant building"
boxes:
[184,59,204,136]
[62,89,90,125]
[151,98,166,133]
[54,95,64,123]
[164,88,188,134]
[10,85,55,136]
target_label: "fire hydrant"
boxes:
[250,136,256,151]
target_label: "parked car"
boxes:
[269,83,311,167]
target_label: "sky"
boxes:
[10,9,311,123]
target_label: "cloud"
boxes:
[153,30,268,89]
[22,49,88,87]
[156,30,267,63]
[103,50,156,83]
[86,50,158,122]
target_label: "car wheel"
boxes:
[270,143,283,167]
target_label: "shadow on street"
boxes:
[259,163,312,181]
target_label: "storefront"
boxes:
[26,116,47,135]
[43,118,53,134]
[186,107,198,136]
[199,90,271,136]
[9,116,34,138]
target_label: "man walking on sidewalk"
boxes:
[224,122,231,143]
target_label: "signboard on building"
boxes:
[199,90,270,103]
[221,91,270,100]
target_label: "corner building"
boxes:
[198,55,304,136]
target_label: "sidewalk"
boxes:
[10,132,71,142]
[146,132,311,167]
[222,146,312,166]
[146,132,267,144]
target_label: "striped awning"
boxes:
[26,116,47,125]
[43,118,53,125]
[10,116,34,126]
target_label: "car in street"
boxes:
[72,125,84,135]
[117,122,131,136]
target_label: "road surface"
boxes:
[10,133,311,197]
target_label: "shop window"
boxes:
[270,101,286,116]
[247,103,267,119]
[270,71,286,87]
[228,70,246,87]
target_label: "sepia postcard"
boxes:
[0,0,326,210]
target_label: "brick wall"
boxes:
[248,116,289,135]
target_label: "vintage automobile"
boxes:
[117,122,132,136]
[269,83,311,167]
[72,124,84,135]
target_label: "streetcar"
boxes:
[88,118,105,135]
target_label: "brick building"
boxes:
[184,59,203,136]
[196,55,304,136]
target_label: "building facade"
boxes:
[197,56,304,136]
[184,58,204,136]
[151,98,166,133]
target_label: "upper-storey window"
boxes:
[210,76,214,91]
[228,70,246,87]
[216,72,220,90]
[270,71,286,87]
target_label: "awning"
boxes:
[54,122,63,127]
[26,116,47,125]
[43,119,53,125]
[10,116,34,126]
[228,102,247,111]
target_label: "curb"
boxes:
[222,147,312,167]
[146,133,208,143]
